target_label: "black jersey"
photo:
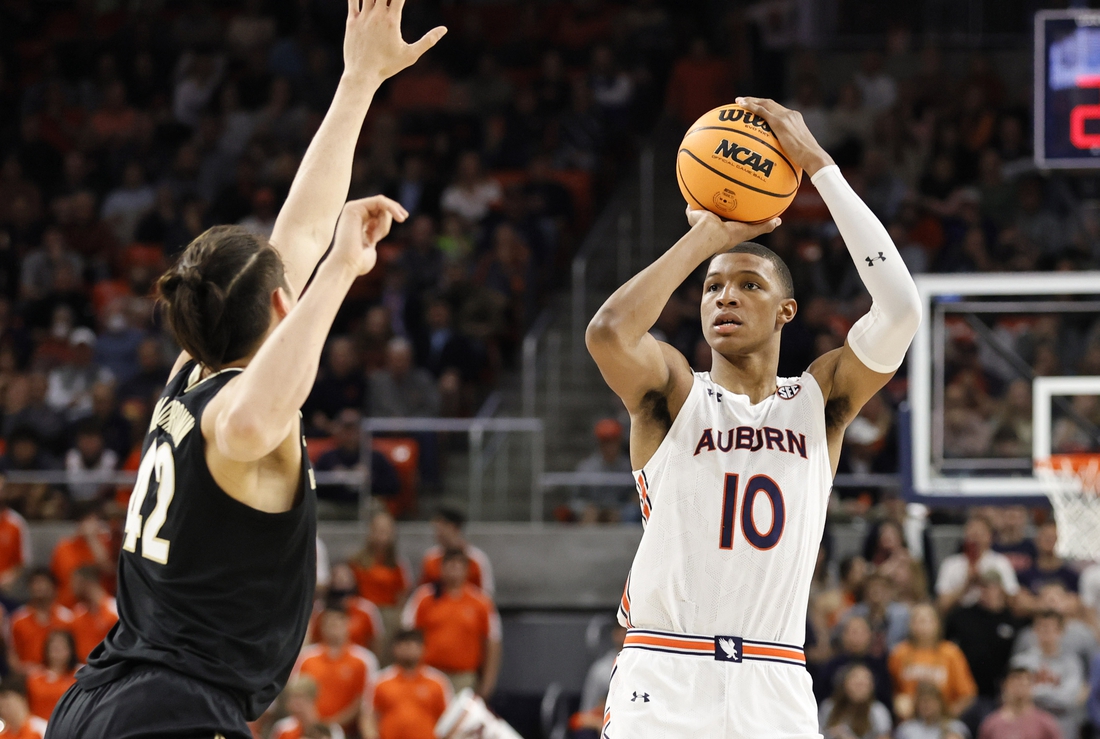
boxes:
[80,361,317,721]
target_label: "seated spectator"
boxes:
[3,375,66,452]
[118,337,168,404]
[305,337,367,435]
[979,667,1063,739]
[936,514,1020,613]
[572,418,634,523]
[1079,560,1100,625]
[818,664,892,739]
[0,489,30,598]
[64,420,119,508]
[350,511,412,659]
[0,429,63,520]
[837,555,870,622]
[402,549,501,696]
[50,509,114,609]
[366,629,452,739]
[93,301,146,386]
[385,155,441,219]
[368,339,440,419]
[46,328,114,419]
[0,679,47,739]
[68,565,118,662]
[74,381,132,460]
[25,630,77,722]
[1011,612,1086,739]
[9,569,73,673]
[896,682,971,739]
[310,563,384,657]
[889,603,977,721]
[579,624,625,715]
[19,228,83,305]
[417,299,479,384]
[419,507,494,595]
[993,506,1037,573]
[842,572,911,658]
[271,676,346,739]
[1013,583,1097,670]
[865,519,927,603]
[313,409,400,504]
[398,217,445,297]
[1018,522,1078,598]
[944,571,1024,729]
[295,601,379,737]
[440,152,501,224]
[817,616,893,708]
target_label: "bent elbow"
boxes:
[216,410,279,462]
[585,311,621,353]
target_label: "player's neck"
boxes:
[709,347,780,404]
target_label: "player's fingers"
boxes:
[748,216,782,237]
[408,26,448,60]
[347,0,359,17]
[685,205,708,227]
[368,195,409,222]
[389,0,405,13]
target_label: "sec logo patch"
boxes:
[777,385,800,400]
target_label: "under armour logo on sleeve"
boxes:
[631,691,650,703]
[865,252,886,266]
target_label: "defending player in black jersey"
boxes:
[44,2,446,738]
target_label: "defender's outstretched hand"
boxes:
[685,205,781,250]
[345,0,448,83]
[332,196,408,276]
[735,97,834,177]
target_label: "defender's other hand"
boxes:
[344,0,447,84]
[686,206,781,251]
[735,97,834,177]
[333,196,407,276]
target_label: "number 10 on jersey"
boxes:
[719,473,786,551]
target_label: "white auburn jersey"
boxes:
[620,371,831,645]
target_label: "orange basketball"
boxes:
[676,104,802,223]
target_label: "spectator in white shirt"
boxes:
[440,152,501,224]
[936,515,1019,613]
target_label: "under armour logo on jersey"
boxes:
[707,388,723,402]
[714,635,743,662]
[776,384,801,400]
[865,252,886,266]
[631,691,650,703]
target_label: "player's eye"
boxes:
[707,283,719,292]
[744,282,759,290]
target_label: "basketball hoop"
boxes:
[1035,453,1100,560]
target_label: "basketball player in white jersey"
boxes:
[586,98,922,738]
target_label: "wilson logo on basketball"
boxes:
[712,139,776,177]
[716,108,773,132]
[712,191,737,213]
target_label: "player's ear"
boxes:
[776,298,797,326]
[271,286,294,319]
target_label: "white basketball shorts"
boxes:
[602,628,821,739]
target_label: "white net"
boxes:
[1035,455,1100,561]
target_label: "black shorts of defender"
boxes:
[44,664,252,739]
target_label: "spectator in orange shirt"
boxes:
[309,563,384,656]
[49,509,114,609]
[350,512,411,662]
[419,507,494,596]
[403,549,502,697]
[25,630,77,721]
[889,603,978,721]
[0,679,47,739]
[0,485,30,598]
[8,569,73,673]
[270,676,347,739]
[365,629,451,739]
[68,565,118,661]
[295,602,379,737]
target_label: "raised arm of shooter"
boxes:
[209,197,405,463]
[586,209,778,466]
[270,0,446,297]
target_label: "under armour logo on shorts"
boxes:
[631,691,650,702]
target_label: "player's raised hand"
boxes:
[686,205,781,250]
[344,0,448,83]
[332,196,408,276]
[735,96,835,177]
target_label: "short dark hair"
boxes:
[28,566,55,586]
[1034,610,1064,627]
[709,242,794,298]
[393,628,423,644]
[441,548,468,565]
[434,506,466,528]
[43,629,77,671]
[157,225,288,370]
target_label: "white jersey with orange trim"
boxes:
[620,371,830,645]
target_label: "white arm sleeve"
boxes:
[812,164,922,373]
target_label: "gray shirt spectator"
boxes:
[368,338,440,418]
[1012,613,1087,739]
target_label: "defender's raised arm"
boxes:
[270,0,446,297]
